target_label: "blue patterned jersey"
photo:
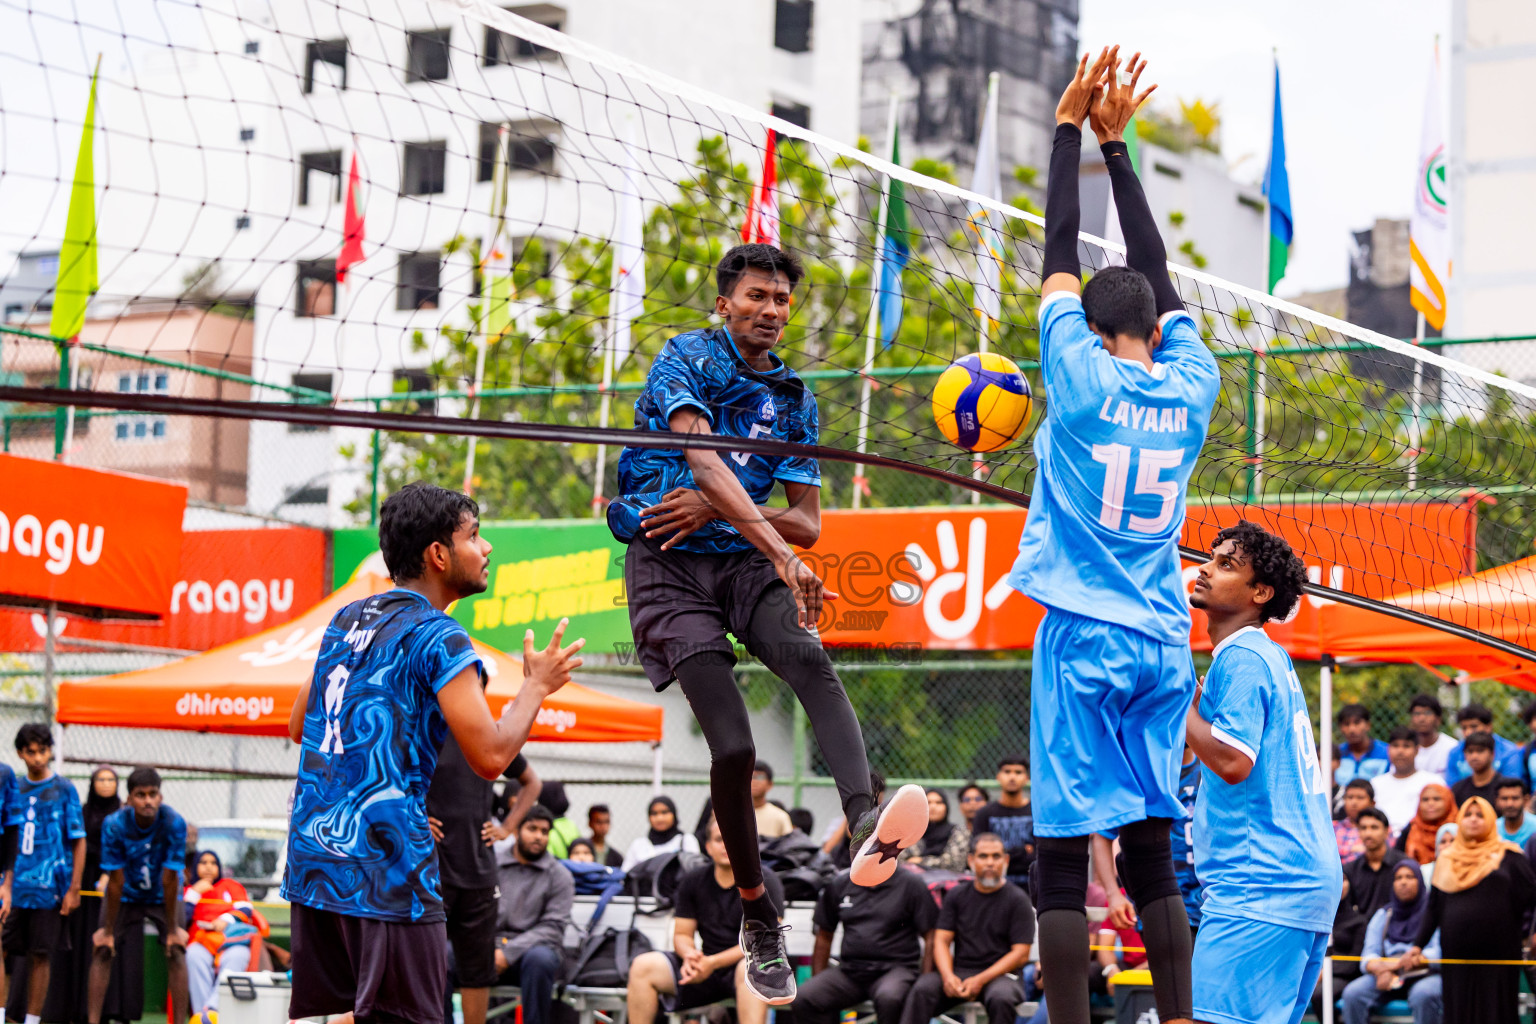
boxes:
[1193,627,1341,933]
[99,805,188,905]
[282,588,484,923]
[1007,294,1220,645]
[608,328,821,555]
[1170,756,1203,925]
[9,774,85,910]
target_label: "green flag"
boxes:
[51,60,100,340]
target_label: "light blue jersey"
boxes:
[1008,292,1220,645]
[1194,626,1341,934]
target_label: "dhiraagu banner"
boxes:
[330,520,632,657]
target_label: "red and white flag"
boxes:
[741,128,779,247]
[336,150,366,283]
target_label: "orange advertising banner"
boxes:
[0,454,187,619]
[805,501,1474,654]
[0,527,325,652]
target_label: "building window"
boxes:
[406,28,451,82]
[299,150,343,206]
[303,39,348,93]
[244,40,260,55]
[235,214,251,230]
[112,371,169,442]
[774,0,813,53]
[392,368,438,415]
[296,260,337,317]
[1237,194,1265,213]
[4,304,23,321]
[484,5,564,65]
[397,252,442,311]
[239,127,256,142]
[478,122,502,183]
[771,101,810,130]
[283,484,330,505]
[289,373,334,433]
[508,121,558,175]
[1153,162,1183,179]
[402,141,448,195]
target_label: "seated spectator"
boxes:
[898,834,1033,1024]
[972,758,1034,884]
[183,850,264,1017]
[1448,733,1504,806]
[1346,809,1406,920]
[1373,728,1442,834]
[1426,823,1458,887]
[626,821,782,1024]
[1337,704,1390,785]
[957,783,988,833]
[792,863,937,1024]
[1409,694,1458,777]
[1443,703,1521,786]
[565,838,597,863]
[900,789,969,873]
[492,806,575,1024]
[1495,778,1536,845]
[586,804,624,868]
[537,782,580,859]
[1340,861,1442,1024]
[788,807,815,836]
[752,762,794,839]
[1397,785,1458,865]
[1517,701,1536,792]
[622,795,700,870]
[1336,779,1376,864]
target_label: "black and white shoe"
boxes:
[849,783,929,886]
[739,918,796,1005]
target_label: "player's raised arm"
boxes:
[1041,47,1112,299]
[1089,48,1184,316]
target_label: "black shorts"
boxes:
[289,903,448,1024]
[444,884,501,988]
[659,951,739,1013]
[2,905,68,955]
[624,535,783,690]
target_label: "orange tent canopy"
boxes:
[1317,556,1536,690]
[56,574,664,743]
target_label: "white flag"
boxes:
[1409,48,1450,331]
[968,74,1002,332]
[611,130,646,365]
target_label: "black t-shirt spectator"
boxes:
[937,882,1036,975]
[971,801,1034,877]
[1451,774,1505,810]
[813,869,938,975]
[1342,849,1406,923]
[674,863,785,957]
[425,735,528,890]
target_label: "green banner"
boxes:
[331,520,633,657]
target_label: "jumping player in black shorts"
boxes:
[607,243,929,1005]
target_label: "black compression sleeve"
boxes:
[1042,123,1084,281]
[1101,140,1184,314]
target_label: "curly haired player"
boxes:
[1186,521,1340,1024]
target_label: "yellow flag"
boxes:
[51,59,100,340]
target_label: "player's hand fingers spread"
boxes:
[546,618,569,652]
[1134,83,1157,110]
[523,629,537,664]
[559,636,586,660]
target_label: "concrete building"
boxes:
[0,252,61,324]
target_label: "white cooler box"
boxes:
[218,971,300,1024]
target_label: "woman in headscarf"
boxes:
[183,849,267,1017]
[899,788,968,872]
[621,795,700,869]
[1396,782,1458,864]
[1339,861,1442,1024]
[538,781,581,859]
[1422,822,1459,886]
[1400,796,1536,1023]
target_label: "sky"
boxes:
[1079,0,1451,297]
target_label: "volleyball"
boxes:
[932,353,1033,453]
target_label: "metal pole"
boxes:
[851,92,898,512]
[592,353,614,517]
[229,735,242,818]
[1320,654,1334,799]
[791,700,807,807]
[53,343,70,459]
[1408,311,1426,490]
[42,601,57,724]
[650,742,663,796]
[369,427,381,526]
[463,332,488,495]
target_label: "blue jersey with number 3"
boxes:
[1193,626,1341,934]
[1007,292,1219,644]
[99,805,188,904]
[282,588,483,924]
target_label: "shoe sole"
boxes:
[741,970,797,1006]
[849,784,930,887]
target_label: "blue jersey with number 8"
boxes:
[1007,292,1219,644]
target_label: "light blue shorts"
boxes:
[1029,609,1196,837]
[1192,912,1328,1024]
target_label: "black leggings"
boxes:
[673,585,872,891]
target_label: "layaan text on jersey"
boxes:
[1098,397,1190,433]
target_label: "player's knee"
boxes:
[712,733,756,777]
[1033,835,1090,914]
[1118,818,1180,909]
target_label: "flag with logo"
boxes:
[877,123,908,346]
[741,127,780,247]
[967,76,1002,331]
[610,131,646,365]
[335,150,366,285]
[1410,48,1450,331]
[51,59,100,341]
[1263,59,1292,294]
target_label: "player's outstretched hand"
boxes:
[641,487,717,550]
[776,552,838,631]
[522,618,585,697]
[1090,46,1157,145]
[1055,46,1112,128]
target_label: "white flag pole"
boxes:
[851,93,898,512]
[1408,311,1425,491]
[465,125,509,496]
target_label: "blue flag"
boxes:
[1263,59,1292,293]
[877,125,908,346]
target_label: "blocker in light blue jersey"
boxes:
[608,327,820,556]
[1192,625,1341,1024]
[1007,291,1219,837]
